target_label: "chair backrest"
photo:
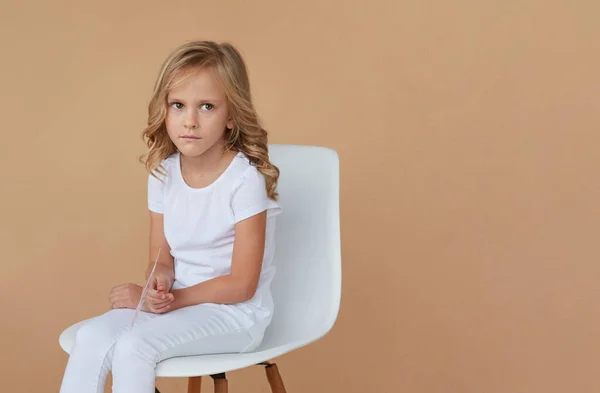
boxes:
[260,144,342,349]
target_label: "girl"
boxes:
[59,40,282,393]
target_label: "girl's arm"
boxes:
[147,211,175,283]
[109,211,175,312]
[170,211,267,309]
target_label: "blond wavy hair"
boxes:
[139,40,279,200]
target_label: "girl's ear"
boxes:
[227,119,234,129]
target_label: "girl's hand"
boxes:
[109,283,173,314]
[145,288,175,313]
[143,264,176,313]
[153,264,174,293]
[109,283,142,310]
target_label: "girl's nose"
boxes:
[184,111,199,129]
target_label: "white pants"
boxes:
[59,304,263,393]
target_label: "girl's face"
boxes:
[165,67,234,158]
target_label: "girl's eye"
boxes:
[171,102,183,110]
[201,103,213,111]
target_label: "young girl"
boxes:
[59,40,282,393]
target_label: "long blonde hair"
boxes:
[139,40,279,200]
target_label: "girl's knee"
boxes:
[72,310,130,352]
[113,332,159,366]
[73,321,113,352]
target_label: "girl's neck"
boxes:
[180,142,237,178]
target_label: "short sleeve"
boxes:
[147,170,166,214]
[231,166,282,223]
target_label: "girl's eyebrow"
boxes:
[167,96,220,102]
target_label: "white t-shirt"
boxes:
[147,151,282,334]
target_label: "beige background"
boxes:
[1,1,599,392]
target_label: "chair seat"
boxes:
[59,320,310,377]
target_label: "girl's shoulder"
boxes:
[228,151,264,186]
[149,153,179,182]
[161,153,179,170]
[228,151,281,220]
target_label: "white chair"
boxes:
[58,144,342,393]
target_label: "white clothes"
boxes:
[59,306,259,393]
[148,151,282,337]
[59,150,282,393]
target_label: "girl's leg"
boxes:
[111,304,261,393]
[59,309,158,393]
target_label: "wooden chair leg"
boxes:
[213,378,228,393]
[265,363,287,393]
[212,373,228,393]
[187,376,202,393]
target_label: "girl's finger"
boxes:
[148,290,172,302]
[148,301,171,308]
[146,290,165,301]
[148,295,173,308]
[152,304,171,314]
[112,284,129,292]
[110,291,127,303]
[154,300,173,309]
[110,286,128,297]
[145,289,159,298]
